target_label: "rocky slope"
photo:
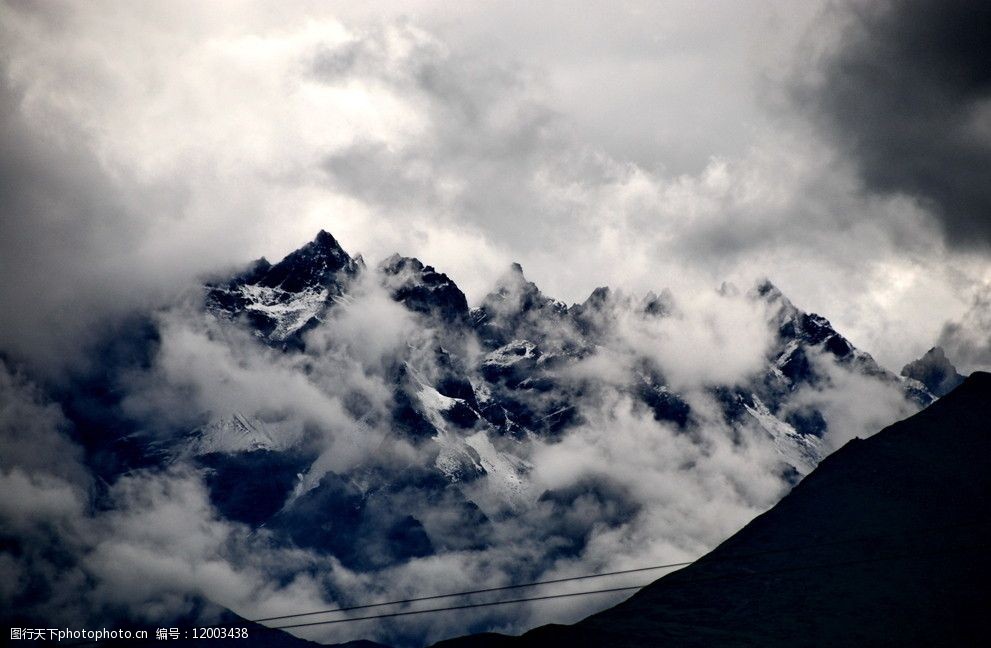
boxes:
[901,346,965,397]
[434,372,991,647]
[181,229,939,572]
[5,229,955,647]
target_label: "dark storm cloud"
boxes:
[0,45,255,377]
[2,3,986,644]
[0,77,142,373]
[937,283,991,373]
[800,0,991,250]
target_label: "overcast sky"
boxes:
[1,0,989,373]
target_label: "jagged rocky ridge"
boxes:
[901,346,965,397]
[433,372,991,648]
[207,229,932,449]
[0,229,964,647]
[188,231,939,568]
[207,230,363,347]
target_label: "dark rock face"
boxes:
[199,449,312,526]
[267,470,440,570]
[205,229,362,346]
[434,373,991,648]
[570,286,615,337]
[7,229,955,647]
[534,479,642,561]
[379,254,470,325]
[204,238,932,472]
[471,263,573,350]
[257,229,358,293]
[633,371,691,428]
[901,346,966,397]
[748,279,934,428]
[161,231,941,638]
[191,236,937,531]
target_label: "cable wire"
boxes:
[251,516,991,624]
[58,517,991,646]
[272,584,648,630]
[251,561,692,623]
[268,539,986,632]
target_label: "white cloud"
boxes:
[2,0,987,377]
[787,353,918,451]
[622,289,773,391]
[2,2,989,645]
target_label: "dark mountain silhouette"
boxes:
[434,372,991,647]
[3,230,952,648]
[178,232,942,589]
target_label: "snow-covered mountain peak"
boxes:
[189,229,937,529]
[257,229,359,293]
[181,413,291,456]
[205,230,361,345]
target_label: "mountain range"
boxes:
[434,371,991,647]
[6,229,969,647]
[188,230,949,570]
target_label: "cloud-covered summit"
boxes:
[1,3,989,642]
[1,227,936,646]
[1,0,989,380]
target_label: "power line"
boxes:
[57,585,649,648]
[60,538,987,647]
[267,539,985,633]
[251,562,693,623]
[271,585,648,630]
[59,518,991,646]
[251,517,991,625]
